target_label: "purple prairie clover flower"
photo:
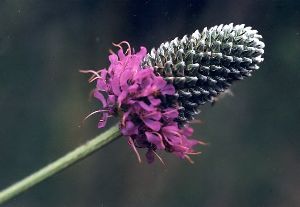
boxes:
[81,41,204,163]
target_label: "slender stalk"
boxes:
[0,124,121,205]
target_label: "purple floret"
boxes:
[82,41,205,163]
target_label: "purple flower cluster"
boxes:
[82,42,203,163]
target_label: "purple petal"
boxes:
[119,69,132,89]
[111,77,121,95]
[121,121,139,135]
[96,79,107,91]
[109,53,118,63]
[181,126,194,137]
[143,111,161,121]
[162,84,175,95]
[143,119,161,131]
[146,132,165,150]
[136,47,147,57]
[163,108,179,119]
[148,96,161,106]
[110,64,122,77]
[138,101,155,112]
[128,83,139,94]
[140,87,154,97]
[162,125,182,144]
[107,95,116,106]
[100,69,107,78]
[162,125,179,132]
[95,70,108,91]
[184,139,199,148]
[154,76,167,89]
[94,91,107,107]
[117,49,126,60]
[117,91,128,106]
[136,69,153,86]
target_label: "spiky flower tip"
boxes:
[143,23,265,124]
[81,42,204,163]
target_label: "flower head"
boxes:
[82,41,203,163]
[82,24,265,163]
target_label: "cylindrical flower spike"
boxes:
[82,24,265,163]
[143,23,265,124]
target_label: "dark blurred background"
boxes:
[0,0,299,206]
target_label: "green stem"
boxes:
[0,124,121,205]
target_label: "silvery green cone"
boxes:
[143,23,265,124]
